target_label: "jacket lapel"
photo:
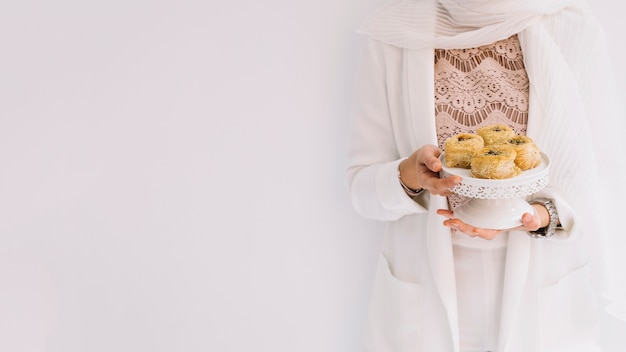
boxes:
[405,48,437,151]
[407,48,461,352]
[426,197,460,352]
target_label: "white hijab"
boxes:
[357,0,579,49]
[358,0,626,319]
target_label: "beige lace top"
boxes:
[435,34,530,214]
[435,34,529,150]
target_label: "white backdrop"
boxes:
[0,1,623,351]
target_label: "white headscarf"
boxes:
[357,0,581,49]
[358,0,626,319]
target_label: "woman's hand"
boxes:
[399,144,461,196]
[436,203,550,240]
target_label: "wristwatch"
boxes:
[528,198,560,238]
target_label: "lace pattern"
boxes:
[435,34,530,210]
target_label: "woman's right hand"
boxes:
[398,144,461,196]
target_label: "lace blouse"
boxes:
[435,34,530,215]
[435,34,529,149]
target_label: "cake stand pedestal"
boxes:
[440,153,551,230]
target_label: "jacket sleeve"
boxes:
[346,38,428,221]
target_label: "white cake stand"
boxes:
[440,153,550,230]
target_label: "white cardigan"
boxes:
[346,38,600,352]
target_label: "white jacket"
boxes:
[347,38,600,352]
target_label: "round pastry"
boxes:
[470,145,521,179]
[444,133,484,169]
[477,124,516,145]
[504,135,542,170]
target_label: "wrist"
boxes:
[398,157,424,197]
[398,157,421,190]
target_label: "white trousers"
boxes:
[452,233,508,352]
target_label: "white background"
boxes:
[0,1,623,351]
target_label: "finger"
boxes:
[424,151,443,172]
[521,212,540,231]
[425,155,442,172]
[418,145,443,172]
[427,176,461,195]
[441,175,462,188]
[473,228,502,240]
[437,209,454,219]
[444,218,479,237]
[443,217,504,240]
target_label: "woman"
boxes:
[346,0,626,351]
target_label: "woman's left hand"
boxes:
[437,204,547,240]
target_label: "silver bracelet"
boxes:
[527,198,560,238]
[398,169,425,197]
